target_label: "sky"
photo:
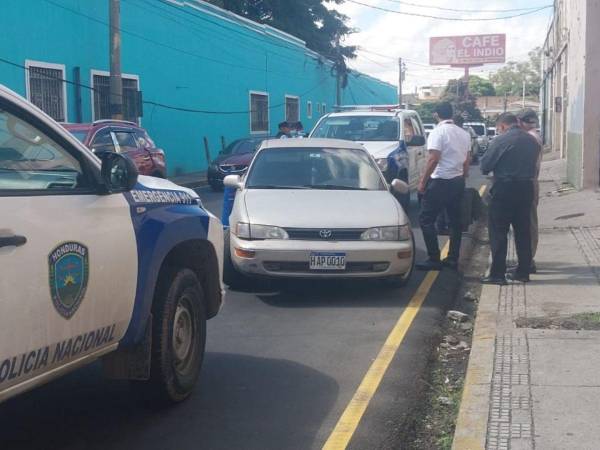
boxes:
[330,0,554,93]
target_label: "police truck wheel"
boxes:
[145,267,206,404]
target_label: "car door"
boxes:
[0,100,138,397]
[409,115,427,183]
[401,115,419,188]
[113,128,153,176]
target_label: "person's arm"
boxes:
[480,139,502,175]
[463,152,471,178]
[418,150,441,193]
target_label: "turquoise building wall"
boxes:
[0,0,397,175]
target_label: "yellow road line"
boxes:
[323,241,450,450]
[323,182,488,450]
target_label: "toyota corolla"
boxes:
[223,138,415,287]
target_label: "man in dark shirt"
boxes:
[480,113,541,284]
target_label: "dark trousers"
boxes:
[419,176,465,262]
[488,180,534,277]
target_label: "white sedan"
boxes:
[223,138,414,286]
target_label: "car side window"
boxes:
[91,129,116,153]
[134,130,155,149]
[410,117,424,137]
[0,109,88,192]
[113,131,139,153]
[403,118,415,142]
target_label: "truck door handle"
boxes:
[0,235,27,248]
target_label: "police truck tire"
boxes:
[144,267,207,404]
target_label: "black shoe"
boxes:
[530,261,537,274]
[506,270,530,283]
[416,259,443,271]
[442,258,458,270]
[481,275,507,285]
[507,261,537,274]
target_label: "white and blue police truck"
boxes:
[0,85,224,404]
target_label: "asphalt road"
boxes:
[0,169,486,450]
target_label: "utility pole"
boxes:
[336,68,342,107]
[398,57,403,107]
[522,78,526,108]
[109,0,123,120]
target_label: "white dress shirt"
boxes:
[427,120,471,179]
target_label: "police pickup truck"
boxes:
[0,85,223,404]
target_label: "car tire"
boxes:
[138,267,207,404]
[384,233,415,288]
[223,229,249,290]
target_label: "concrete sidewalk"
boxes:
[453,157,600,450]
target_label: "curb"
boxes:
[452,280,498,449]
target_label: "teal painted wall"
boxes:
[0,0,397,175]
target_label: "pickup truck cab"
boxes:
[309,105,427,210]
[0,85,223,404]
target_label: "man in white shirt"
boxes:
[416,102,471,271]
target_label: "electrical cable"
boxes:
[344,0,553,21]
[0,56,330,115]
[380,0,552,14]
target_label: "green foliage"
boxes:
[205,0,357,61]
[439,79,484,122]
[490,47,541,97]
[468,75,495,97]
[414,102,438,123]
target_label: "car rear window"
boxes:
[69,130,88,143]
[311,116,399,142]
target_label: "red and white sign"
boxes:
[429,34,506,66]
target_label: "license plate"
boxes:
[309,252,346,270]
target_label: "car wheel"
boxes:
[384,233,415,288]
[138,267,206,404]
[223,229,249,290]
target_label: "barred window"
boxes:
[92,73,141,123]
[26,63,66,122]
[285,96,299,123]
[250,92,269,133]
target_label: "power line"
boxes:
[43,0,318,81]
[380,0,552,14]
[344,0,553,21]
[0,56,330,115]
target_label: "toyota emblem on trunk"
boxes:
[319,229,333,239]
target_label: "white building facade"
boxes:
[541,0,600,189]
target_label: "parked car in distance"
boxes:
[62,120,167,178]
[464,121,489,153]
[223,138,415,288]
[207,136,271,191]
[309,105,427,211]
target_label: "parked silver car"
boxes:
[222,138,414,287]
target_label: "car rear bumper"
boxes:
[230,234,414,278]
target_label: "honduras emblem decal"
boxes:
[48,242,89,319]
